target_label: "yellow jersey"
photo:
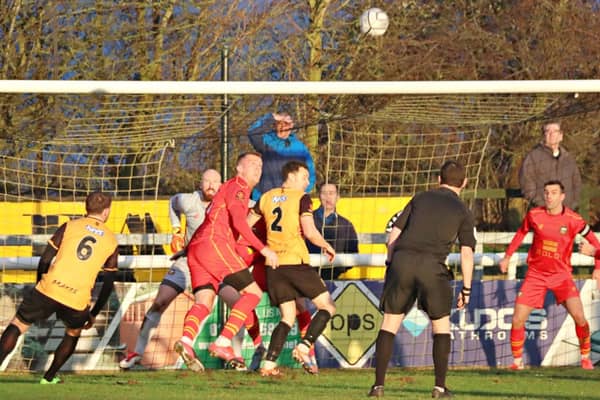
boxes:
[256,188,313,266]
[36,216,118,311]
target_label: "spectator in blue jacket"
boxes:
[248,112,316,201]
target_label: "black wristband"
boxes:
[461,286,471,295]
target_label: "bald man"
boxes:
[120,169,238,370]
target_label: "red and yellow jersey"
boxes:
[36,216,118,310]
[190,176,264,252]
[505,206,591,274]
[255,187,312,266]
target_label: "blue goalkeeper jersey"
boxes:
[248,113,316,201]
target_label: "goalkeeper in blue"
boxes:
[247,112,316,201]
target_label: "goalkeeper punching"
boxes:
[119,169,263,371]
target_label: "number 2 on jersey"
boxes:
[270,206,283,232]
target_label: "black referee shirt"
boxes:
[392,187,476,261]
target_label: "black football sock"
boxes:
[374,329,395,386]
[44,334,79,381]
[433,333,451,388]
[302,309,331,346]
[265,322,291,362]
[0,324,21,365]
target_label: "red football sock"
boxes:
[575,322,591,356]
[510,326,525,359]
[297,309,311,339]
[182,303,210,342]
[221,293,261,340]
[246,309,262,346]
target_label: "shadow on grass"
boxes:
[455,367,597,382]
[400,387,600,400]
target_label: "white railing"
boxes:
[2,232,598,280]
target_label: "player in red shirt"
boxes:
[500,180,600,370]
[174,152,278,370]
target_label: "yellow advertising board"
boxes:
[321,282,383,367]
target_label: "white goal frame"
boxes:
[1,79,598,281]
[2,79,600,94]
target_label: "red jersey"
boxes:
[505,206,600,274]
[189,176,265,252]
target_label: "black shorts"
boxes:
[16,288,90,329]
[222,268,255,292]
[380,251,453,320]
[266,264,327,306]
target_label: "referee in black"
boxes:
[368,160,475,399]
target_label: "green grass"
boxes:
[1,367,598,400]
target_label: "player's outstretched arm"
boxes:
[247,113,273,153]
[301,215,336,262]
[231,208,265,252]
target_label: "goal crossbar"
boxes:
[2,80,600,94]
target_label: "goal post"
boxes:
[3,79,600,94]
[1,80,599,373]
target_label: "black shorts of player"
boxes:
[266,264,327,306]
[380,250,453,320]
[16,287,90,329]
[222,268,255,292]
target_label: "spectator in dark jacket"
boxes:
[519,121,581,210]
[307,183,359,280]
[248,112,316,201]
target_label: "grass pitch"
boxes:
[1,367,598,400]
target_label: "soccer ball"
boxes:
[360,8,389,36]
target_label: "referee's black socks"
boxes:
[433,333,451,388]
[374,329,395,386]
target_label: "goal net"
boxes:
[0,82,598,373]
[0,93,226,371]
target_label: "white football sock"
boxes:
[134,310,161,355]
